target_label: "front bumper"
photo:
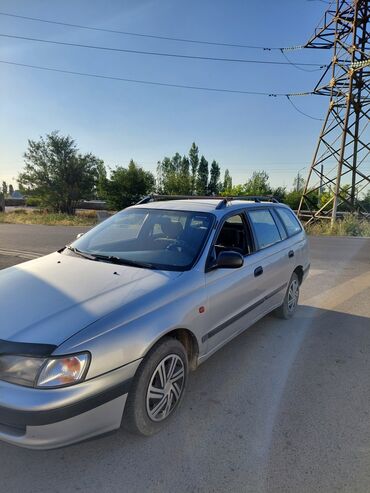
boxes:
[0,359,141,450]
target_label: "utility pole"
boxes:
[296,166,306,192]
[297,0,370,225]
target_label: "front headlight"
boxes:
[0,355,46,387]
[37,353,90,388]
[0,353,90,388]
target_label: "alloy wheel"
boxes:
[288,279,299,312]
[146,354,185,422]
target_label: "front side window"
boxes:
[214,213,251,256]
[68,208,214,271]
[248,209,281,249]
[277,208,302,236]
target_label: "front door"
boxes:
[204,212,266,353]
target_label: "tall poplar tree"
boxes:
[189,142,199,194]
[208,161,221,195]
[196,156,209,195]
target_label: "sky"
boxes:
[0,0,331,190]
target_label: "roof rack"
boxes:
[224,195,280,204]
[135,194,279,208]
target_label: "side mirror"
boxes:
[216,251,244,269]
[76,232,85,240]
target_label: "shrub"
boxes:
[26,197,42,207]
[305,215,370,237]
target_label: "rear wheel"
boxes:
[274,272,300,319]
[123,337,188,436]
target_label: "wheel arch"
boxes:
[144,328,200,371]
[293,265,304,285]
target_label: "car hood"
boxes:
[0,252,181,346]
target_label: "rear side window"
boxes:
[277,208,302,236]
[271,209,288,240]
[248,209,281,249]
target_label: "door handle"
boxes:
[288,250,294,258]
[254,266,263,277]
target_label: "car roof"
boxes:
[131,199,290,216]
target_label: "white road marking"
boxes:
[308,268,326,277]
[0,248,41,260]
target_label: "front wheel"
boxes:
[123,337,188,436]
[274,272,300,319]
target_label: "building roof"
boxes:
[11,191,24,199]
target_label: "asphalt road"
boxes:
[0,223,90,255]
[0,225,370,493]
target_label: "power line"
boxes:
[286,95,324,121]
[0,59,311,96]
[0,33,328,68]
[306,0,331,4]
[0,11,298,51]
[0,59,316,97]
[279,48,324,72]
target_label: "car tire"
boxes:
[274,272,300,319]
[123,337,188,436]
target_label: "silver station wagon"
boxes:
[0,196,309,449]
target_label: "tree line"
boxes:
[2,182,15,196]
[8,131,370,214]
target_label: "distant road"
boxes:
[0,225,370,492]
[0,223,91,255]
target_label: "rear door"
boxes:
[274,206,309,274]
[246,207,291,314]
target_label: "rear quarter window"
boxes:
[248,209,282,249]
[277,208,302,236]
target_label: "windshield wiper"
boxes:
[66,245,97,261]
[65,247,156,269]
[92,254,156,270]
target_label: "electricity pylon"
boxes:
[298,0,370,224]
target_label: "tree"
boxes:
[156,153,191,195]
[318,184,354,212]
[222,169,232,193]
[284,190,302,210]
[156,143,225,196]
[18,131,104,214]
[2,181,7,196]
[106,160,155,210]
[189,142,199,194]
[180,156,191,193]
[196,156,209,195]
[271,186,286,202]
[243,171,272,196]
[208,161,221,195]
[96,161,108,200]
[222,184,245,196]
[360,189,370,211]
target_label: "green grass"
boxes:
[0,210,98,226]
[305,214,370,237]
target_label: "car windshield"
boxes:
[68,208,214,271]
